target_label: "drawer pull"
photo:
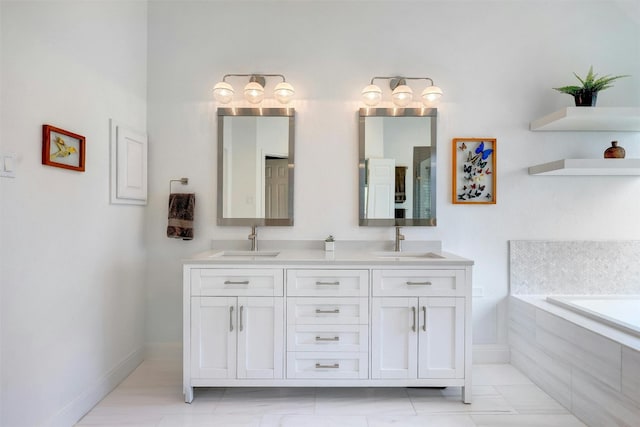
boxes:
[315,308,340,314]
[315,363,340,369]
[229,306,234,332]
[406,281,432,286]
[315,336,340,342]
[422,306,427,332]
[239,305,244,332]
[315,281,340,286]
[224,280,250,285]
[411,306,416,332]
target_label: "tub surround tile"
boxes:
[622,346,640,406]
[535,312,621,391]
[509,348,572,410]
[571,370,640,427]
[509,297,640,427]
[509,240,640,295]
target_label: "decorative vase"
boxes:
[604,141,625,159]
[574,90,597,107]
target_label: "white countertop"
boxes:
[184,248,473,267]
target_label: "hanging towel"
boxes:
[167,193,195,240]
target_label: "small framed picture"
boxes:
[42,124,85,172]
[452,138,496,204]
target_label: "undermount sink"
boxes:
[212,250,280,258]
[373,251,445,259]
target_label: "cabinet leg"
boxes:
[462,385,472,404]
[184,386,194,403]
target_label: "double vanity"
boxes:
[184,103,473,402]
[182,244,473,404]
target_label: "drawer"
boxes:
[287,324,368,352]
[190,268,283,296]
[372,269,465,297]
[287,297,368,325]
[286,269,368,297]
[286,352,368,379]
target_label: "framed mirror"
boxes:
[359,108,437,226]
[217,108,295,226]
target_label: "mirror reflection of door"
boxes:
[365,158,395,219]
[413,147,431,219]
[265,157,288,219]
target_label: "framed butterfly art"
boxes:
[452,138,496,204]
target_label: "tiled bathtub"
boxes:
[509,295,640,426]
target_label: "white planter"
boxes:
[325,241,335,251]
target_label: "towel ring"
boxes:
[170,177,189,194]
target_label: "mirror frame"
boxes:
[217,107,295,226]
[359,107,437,227]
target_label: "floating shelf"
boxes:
[530,107,640,131]
[528,159,640,175]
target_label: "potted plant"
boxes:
[553,66,629,107]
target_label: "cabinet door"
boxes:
[237,297,284,379]
[191,297,236,379]
[371,297,418,379]
[418,297,464,379]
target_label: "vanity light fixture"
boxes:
[362,76,443,107]
[213,74,295,105]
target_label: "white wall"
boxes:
[146,0,640,357]
[0,1,147,426]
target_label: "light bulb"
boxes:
[213,81,234,104]
[391,84,413,107]
[421,85,443,105]
[361,84,382,106]
[274,82,295,104]
[244,81,265,104]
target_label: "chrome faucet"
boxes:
[394,226,405,252]
[248,225,258,251]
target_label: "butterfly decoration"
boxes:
[456,139,495,203]
[475,141,493,160]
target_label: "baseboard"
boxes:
[47,346,144,427]
[145,341,182,361]
[473,344,511,364]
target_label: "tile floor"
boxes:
[75,361,587,426]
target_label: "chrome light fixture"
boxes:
[362,76,443,107]
[213,74,295,104]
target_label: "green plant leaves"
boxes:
[553,66,629,95]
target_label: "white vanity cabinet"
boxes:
[184,268,284,403]
[371,297,464,379]
[184,254,472,404]
[286,269,369,379]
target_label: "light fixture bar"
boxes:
[213,73,294,105]
[363,76,443,107]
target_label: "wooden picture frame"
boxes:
[452,138,496,204]
[42,124,85,172]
